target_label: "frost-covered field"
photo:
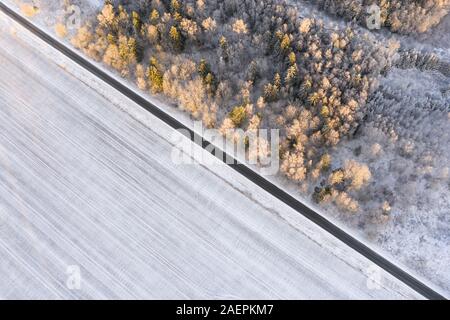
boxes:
[0,10,426,299]
[2,0,450,296]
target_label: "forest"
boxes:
[54,0,447,219]
[65,0,406,214]
[314,0,450,34]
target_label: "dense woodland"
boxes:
[67,0,404,213]
[314,0,450,34]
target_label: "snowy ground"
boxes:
[0,10,425,299]
[1,0,449,297]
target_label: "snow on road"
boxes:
[0,11,424,299]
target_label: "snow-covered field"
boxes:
[1,0,449,297]
[0,10,425,299]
